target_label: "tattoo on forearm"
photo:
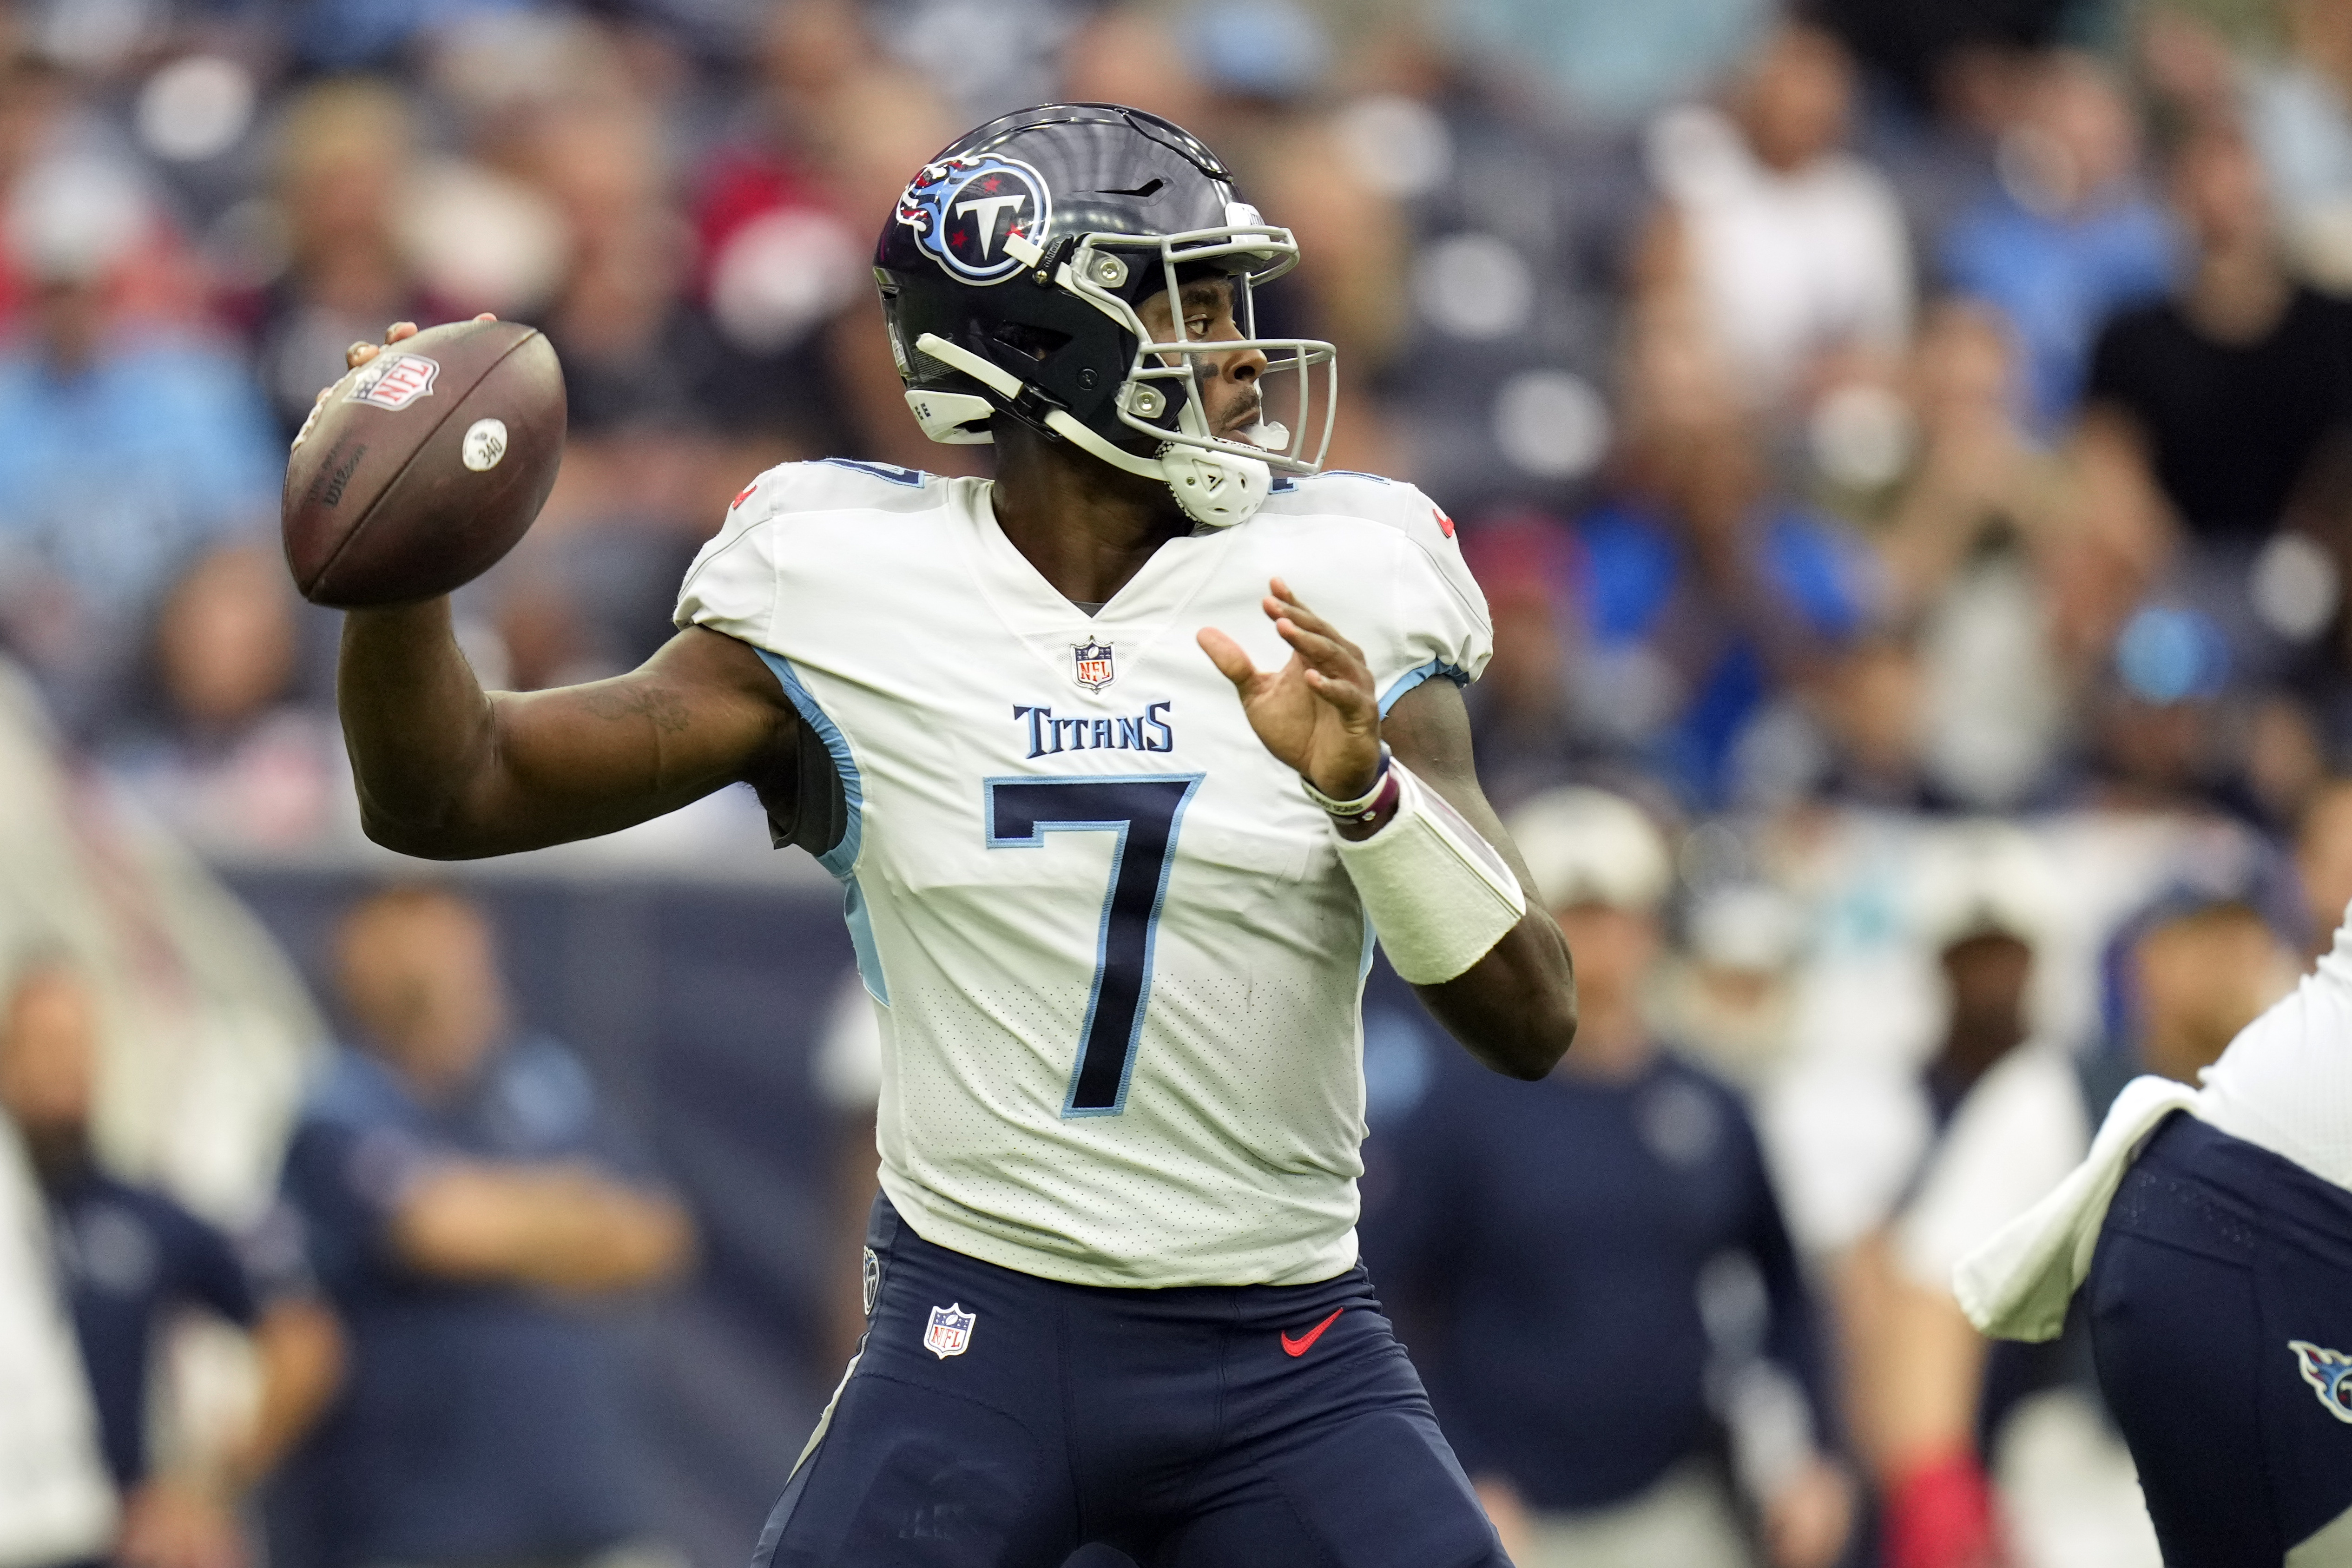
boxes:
[581,683,692,733]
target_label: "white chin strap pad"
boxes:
[905,333,1277,527]
[1334,762,1528,984]
[1159,444,1271,527]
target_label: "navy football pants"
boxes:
[2087,1114,2352,1567]
[751,1198,1509,1568]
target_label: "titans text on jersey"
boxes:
[675,459,1489,1288]
[1013,702,1176,758]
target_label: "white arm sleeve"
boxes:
[1335,761,1527,984]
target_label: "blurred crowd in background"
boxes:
[7,0,2352,1565]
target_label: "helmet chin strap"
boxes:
[914,333,1272,528]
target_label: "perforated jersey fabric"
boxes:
[676,461,1490,1287]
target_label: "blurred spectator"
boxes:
[1366,789,1851,1568]
[241,80,428,441]
[2082,124,2352,559]
[1336,32,1640,511]
[2245,0,2352,290]
[101,546,343,852]
[0,155,279,735]
[2075,123,2352,789]
[1811,0,2074,113]
[1654,881,1806,1083]
[684,1,894,461]
[272,887,693,1568]
[2298,777,2352,953]
[2,956,342,1568]
[695,0,959,471]
[1642,23,1913,411]
[1467,308,1880,808]
[529,89,718,443]
[1859,897,2293,1568]
[1942,52,2177,434]
[1444,0,1775,126]
[1860,303,2073,810]
[1918,916,2039,1131]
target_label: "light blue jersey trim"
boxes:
[753,649,887,1004]
[842,882,888,1006]
[1378,659,1469,717]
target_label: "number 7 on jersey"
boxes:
[985,776,1204,1117]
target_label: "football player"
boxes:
[1959,894,2352,1565]
[326,105,1576,1567]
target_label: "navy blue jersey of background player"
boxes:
[273,1037,657,1568]
[1361,1023,1835,1512]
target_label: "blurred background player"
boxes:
[270,887,693,1568]
[1878,894,2293,1568]
[1367,787,1851,1568]
[1,955,341,1568]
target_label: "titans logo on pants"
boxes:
[2290,1340,2352,1424]
[893,154,1051,284]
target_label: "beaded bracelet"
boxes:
[1301,743,1397,828]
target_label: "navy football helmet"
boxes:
[873,103,1336,527]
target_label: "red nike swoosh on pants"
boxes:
[1281,1307,1344,1357]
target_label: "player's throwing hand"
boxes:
[1198,578,1383,802]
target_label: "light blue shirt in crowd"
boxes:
[0,338,281,614]
[1940,189,2180,435]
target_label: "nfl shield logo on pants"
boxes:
[925,1303,976,1359]
[1072,640,1114,692]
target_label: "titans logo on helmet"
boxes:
[2290,1340,2352,1424]
[893,154,1052,284]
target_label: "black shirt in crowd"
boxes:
[2085,285,2352,545]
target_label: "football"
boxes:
[282,318,566,607]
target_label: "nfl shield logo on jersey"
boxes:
[2291,1341,2352,1423]
[924,1303,977,1360]
[1072,639,1115,692]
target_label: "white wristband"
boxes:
[1332,760,1527,984]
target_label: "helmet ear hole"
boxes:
[990,323,1071,364]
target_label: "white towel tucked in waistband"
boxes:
[1953,1074,2202,1343]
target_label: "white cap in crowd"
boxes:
[1503,786,1675,915]
[1907,820,2059,952]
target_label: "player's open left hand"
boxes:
[1198,579,1383,801]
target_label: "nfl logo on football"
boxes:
[347,353,440,412]
[925,1303,976,1360]
[1072,640,1115,692]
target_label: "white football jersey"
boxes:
[2196,902,2352,1193]
[676,460,1490,1288]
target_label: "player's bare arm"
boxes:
[331,325,799,860]
[1200,583,1578,1081]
